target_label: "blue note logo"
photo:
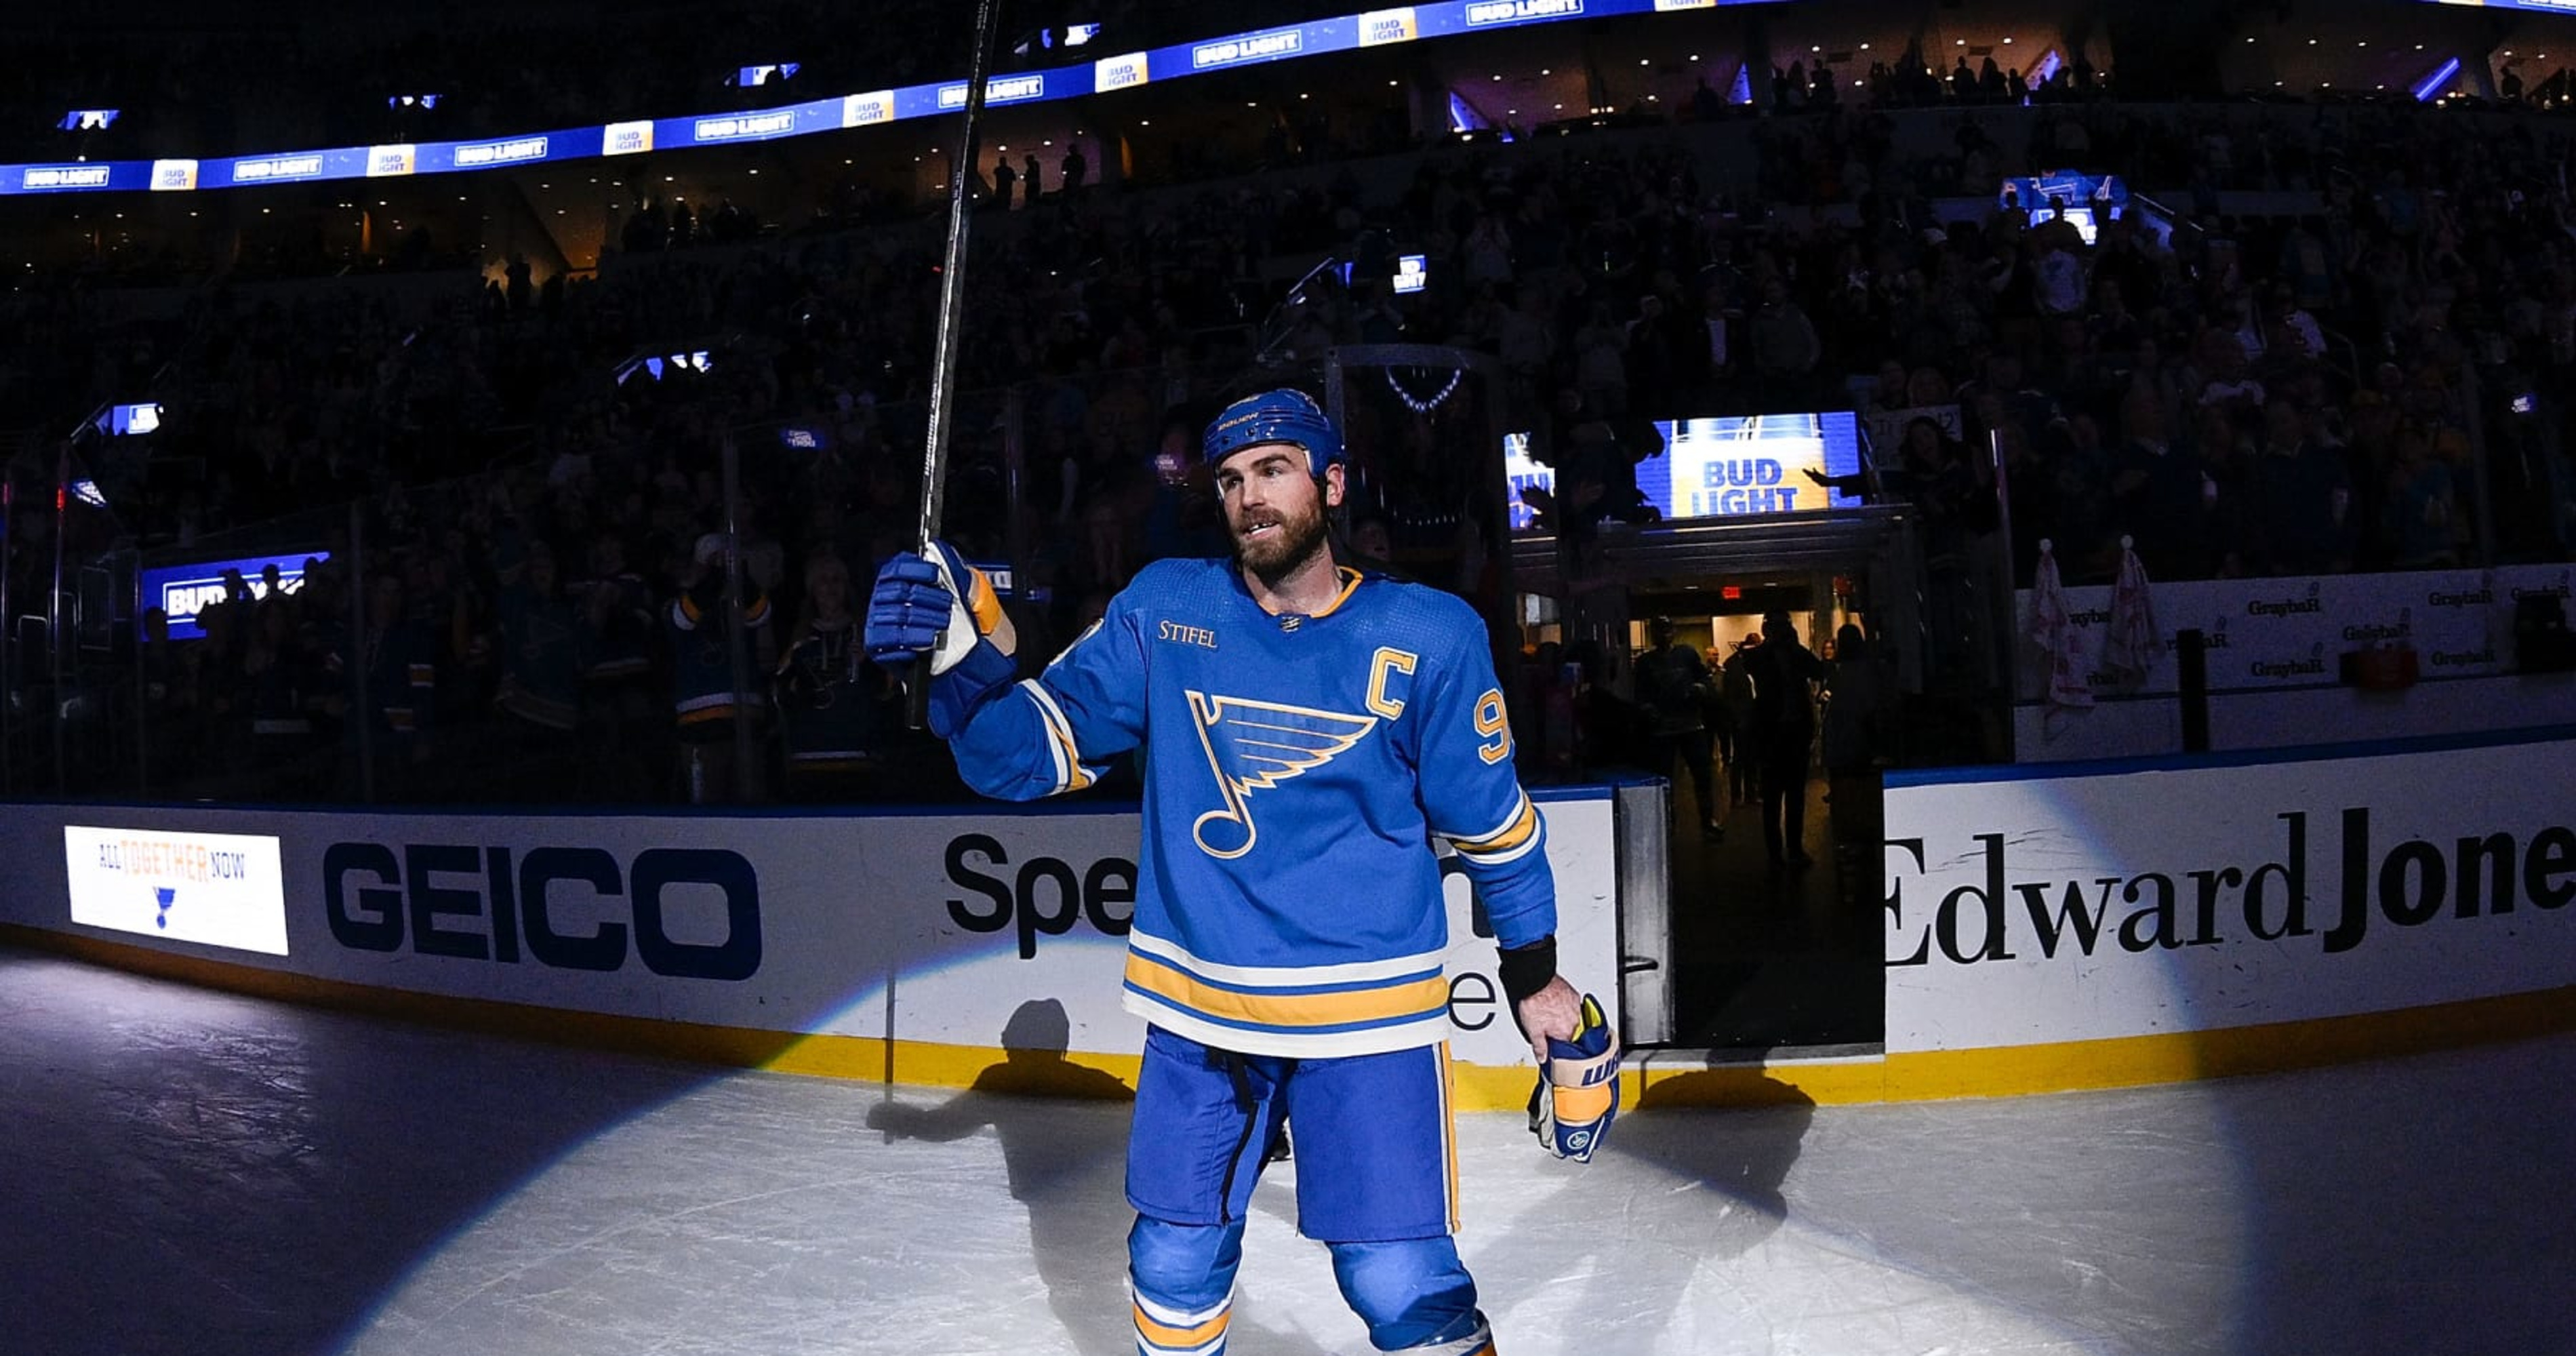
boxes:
[1186,692,1375,858]
[155,886,177,930]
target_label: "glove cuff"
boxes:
[927,630,1018,738]
[929,552,1015,675]
[1497,936,1558,1007]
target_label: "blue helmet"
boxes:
[1203,388,1342,477]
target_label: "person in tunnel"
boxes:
[1744,608,1826,870]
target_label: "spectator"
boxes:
[1748,277,1821,393]
[490,540,582,786]
[668,532,776,804]
[2386,427,2463,570]
[1744,609,1826,871]
[2252,401,2357,576]
[775,552,895,800]
[2112,388,2208,582]
[1633,616,1721,839]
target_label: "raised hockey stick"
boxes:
[908,0,1005,729]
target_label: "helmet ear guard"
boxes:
[1203,389,1343,478]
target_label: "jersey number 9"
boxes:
[1475,689,1512,764]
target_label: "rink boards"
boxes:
[1878,724,2576,1098]
[0,790,1624,1111]
[5,727,2573,1106]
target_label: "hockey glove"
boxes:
[864,541,1014,675]
[1529,992,1620,1163]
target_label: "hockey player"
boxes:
[866,388,1616,1355]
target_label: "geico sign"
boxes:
[323,843,761,980]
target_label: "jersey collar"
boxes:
[1236,563,1366,629]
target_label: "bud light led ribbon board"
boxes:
[0,0,1794,195]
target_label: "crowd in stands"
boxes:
[8,22,2576,803]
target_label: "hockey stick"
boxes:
[908,0,1005,730]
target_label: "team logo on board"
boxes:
[1186,692,1375,858]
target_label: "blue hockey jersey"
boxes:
[934,557,1554,1058]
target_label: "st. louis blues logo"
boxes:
[1186,691,1376,858]
[154,886,177,930]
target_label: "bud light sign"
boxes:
[140,551,329,642]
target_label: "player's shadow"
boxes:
[1567,1064,1817,1346]
[868,1001,1330,1356]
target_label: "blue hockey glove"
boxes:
[1529,992,1620,1163]
[864,542,1013,675]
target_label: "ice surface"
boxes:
[6,944,2571,1355]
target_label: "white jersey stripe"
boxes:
[1131,1285,1232,1329]
[1127,929,1445,989]
[1451,791,1536,848]
[1017,679,1074,791]
[1454,824,1545,866]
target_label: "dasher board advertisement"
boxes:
[64,826,289,956]
[5,792,1620,1077]
[1883,730,2576,1055]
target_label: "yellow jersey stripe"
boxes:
[1451,795,1538,854]
[1133,1301,1230,1349]
[1124,952,1448,1030]
[1455,830,1544,868]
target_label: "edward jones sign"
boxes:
[1882,734,2576,1054]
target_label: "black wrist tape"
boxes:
[1497,936,1559,1007]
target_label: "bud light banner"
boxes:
[1634,412,1866,520]
[1883,730,2576,1057]
[140,551,330,641]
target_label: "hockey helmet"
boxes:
[1203,388,1342,478]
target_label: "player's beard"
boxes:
[1230,488,1330,583]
